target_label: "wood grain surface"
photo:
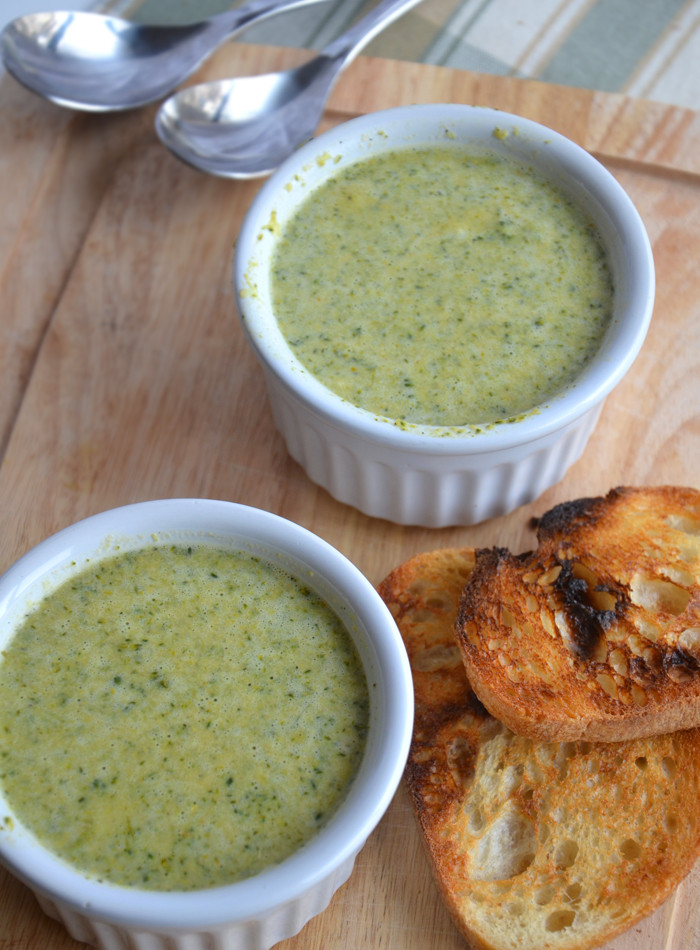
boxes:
[1,43,699,950]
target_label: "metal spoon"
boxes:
[0,0,331,112]
[154,0,423,179]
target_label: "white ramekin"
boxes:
[233,103,655,527]
[0,499,413,950]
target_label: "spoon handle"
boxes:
[320,0,424,67]
[207,0,333,40]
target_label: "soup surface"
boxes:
[0,544,369,890]
[271,145,614,427]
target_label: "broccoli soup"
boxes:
[0,544,369,890]
[271,145,614,427]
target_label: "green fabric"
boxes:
[540,0,690,92]
[110,0,700,109]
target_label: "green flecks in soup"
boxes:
[271,145,614,426]
[0,545,369,891]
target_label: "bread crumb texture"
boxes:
[457,486,700,741]
[378,539,700,950]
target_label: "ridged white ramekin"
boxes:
[0,499,413,950]
[233,103,655,527]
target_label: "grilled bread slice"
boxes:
[378,546,700,950]
[456,486,700,742]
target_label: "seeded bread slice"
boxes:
[378,546,700,950]
[456,486,700,742]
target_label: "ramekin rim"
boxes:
[0,498,413,929]
[233,102,655,451]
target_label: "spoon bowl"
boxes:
[155,0,423,178]
[0,0,330,112]
[156,56,348,179]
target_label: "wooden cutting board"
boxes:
[1,42,699,950]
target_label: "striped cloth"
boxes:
[92,0,700,110]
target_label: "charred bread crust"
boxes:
[378,545,700,950]
[457,486,700,742]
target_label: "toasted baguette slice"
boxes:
[378,546,700,950]
[456,486,700,742]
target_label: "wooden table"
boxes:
[1,43,699,950]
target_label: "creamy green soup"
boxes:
[271,145,614,427]
[0,544,369,890]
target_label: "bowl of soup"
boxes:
[0,499,413,950]
[233,103,654,527]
